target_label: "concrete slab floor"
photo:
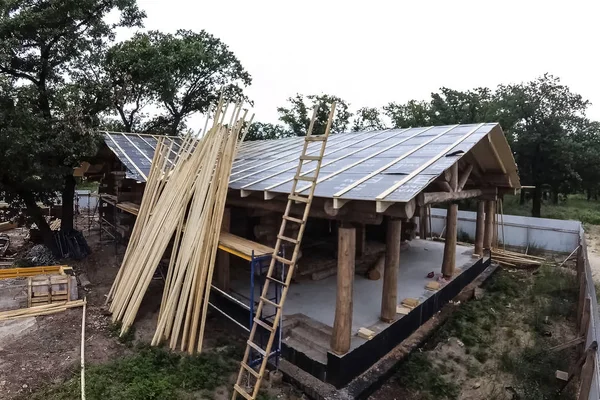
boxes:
[229,239,479,351]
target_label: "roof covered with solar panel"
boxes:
[101,122,519,214]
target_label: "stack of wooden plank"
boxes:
[0,299,85,321]
[491,248,545,267]
[106,99,252,354]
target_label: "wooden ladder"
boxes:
[232,103,336,400]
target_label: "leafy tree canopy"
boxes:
[104,30,252,134]
[352,107,386,131]
[245,122,291,141]
[0,0,145,246]
[277,94,352,136]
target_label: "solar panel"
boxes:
[102,123,499,206]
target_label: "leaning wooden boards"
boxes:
[106,99,252,354]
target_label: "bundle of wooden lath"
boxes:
[491,248,546,267]
[106,100,252,354]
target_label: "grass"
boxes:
[108,321,136,346]
[25,344,239,400]
[502,193,600,225]
[395,352,460,400]
[394,265,579,399]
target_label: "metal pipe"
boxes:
[208,302,249,332]
[210,284,250,311]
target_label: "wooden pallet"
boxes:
[232,103,336,400]
[28,274,71,306]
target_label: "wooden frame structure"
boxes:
[94,121,520,387]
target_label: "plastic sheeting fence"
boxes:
[428,208,580,253]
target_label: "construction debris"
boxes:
[0,221,17,232]
[491,248,545,268]
[106,99,251,354]
[0,299,85,321]
[357,327,375,340]
[401,298,420,309]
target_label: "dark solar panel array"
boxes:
[103,123,497,204]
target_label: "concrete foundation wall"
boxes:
[426,208,580,253]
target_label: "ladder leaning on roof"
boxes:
[231,102,336,400]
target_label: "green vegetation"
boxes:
[395,352,460,400]
[393,265,579,399]
[26,345,238,400]
[108,322,136,346]
[502,193,600,225]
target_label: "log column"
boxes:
[483,200,494,249]
[381,218,401,323]
[491,201,498,247]
[474,201,485,256]
[419,206,428,239]
[442,203,458,278]
[331,226,356,355]
[216,208,231,290]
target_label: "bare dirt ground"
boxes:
[0,229,132,399]
[0,222,298,400]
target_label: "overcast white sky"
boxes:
[125,0,600,129]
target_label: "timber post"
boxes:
[492,200,498,247]
[331,225,356,355]
[216,208,231,291]
[442,203,458,278]
[419,206,428,239]
[483,200,494,249]
[381,217,401,323]
[474,201,485,256]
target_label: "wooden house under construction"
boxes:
[90,122,520,391]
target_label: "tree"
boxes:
[0,0,145,250]
[277,94,352,136]
[429,87,494,125]
[352,107,386,131]
[494,74,590,217]
[245,122,291,141]
[383,100,431,128]
[106,30,252,135]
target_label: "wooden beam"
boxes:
[326,198,416,219]
[381,218,401,323]
[488,135,507,174]
[457,164,474,191]
[331,226,355,355]
[417,188,489,206]
[216,208,231,291]
[450,162,458,192]
[474,201,485,256]
[434,180,453,193]
[227,197,383,225]
[578,346,596,400]
[442,204,458,278]
[483,200,494,249]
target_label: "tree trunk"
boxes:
[519,189,526,205]
[532,185,542,218]
[551,188,559,205]
[21,191,58,255]
[61,174,76,232]
[587,188,592,201]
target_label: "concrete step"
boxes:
[283,335,328,365]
